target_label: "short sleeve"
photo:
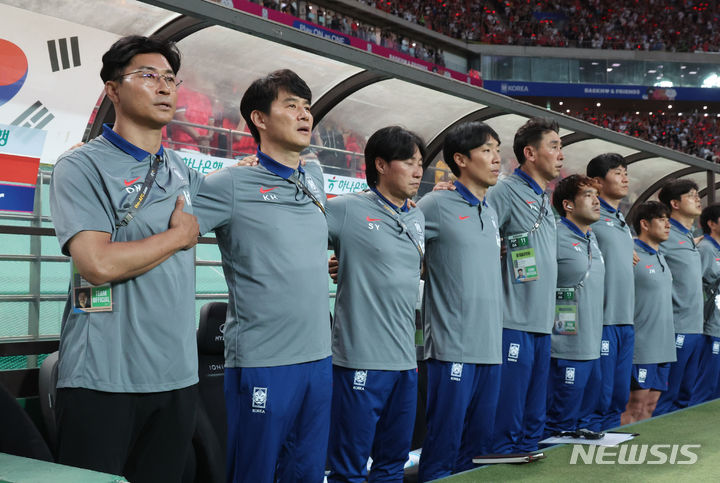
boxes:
[193,167,235,235]
[416,194,439,242]
[486,183,509,230]
[49,151,114,256]
[326,195,348,247]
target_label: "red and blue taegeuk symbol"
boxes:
[0,39,28,108]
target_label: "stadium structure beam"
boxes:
[626,166,702,225]
[311,70,391,126]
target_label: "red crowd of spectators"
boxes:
[359,0,720,52]
[577,109,720,160]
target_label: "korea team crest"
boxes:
[507,343,520,362]
[565,367,575,384]
[601,340,610,356]
[252,387,267,412]
[353,370,368,390]
[676,334,685,348]
[713,341,720,355]
[450,362,463,381]
[638,368,648,384]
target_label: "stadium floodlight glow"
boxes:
[607,68,613,72]
[612,63,621,67]
[668,105,673,109]
[559,101,564,105]
[566,109,570,113]
[701,73,720,88]
[681,65,687,69]
[596,102,601,107]
[655,80,673,87]
[689,71,698,75]
[636,111,640,115]
[591,62,599,66]
[648,70,657,73]
[704,105,708,110]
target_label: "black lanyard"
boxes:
[368,191,424,261]
[116,155,162,229]
[287,172,326,216]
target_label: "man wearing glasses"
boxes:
[416,122,503,481]
[50,36,201,481]
[653,180,705,415]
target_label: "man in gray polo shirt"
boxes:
[691,204,720,403]
[489,117,562,454]
[49,36,201,481]
[654,179,704,415]
[326,126,425,483]
[585,153,635,431]
[545,175,605,436]
[416,121,503,482]
[193,70,331,483]
[623,202,676,422]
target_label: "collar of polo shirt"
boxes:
[513,167,544,196]
[453,180,488,207]
[102,124,163,161]
[561,216,590,238]
[634,238,658,255]
[256,148,304,180]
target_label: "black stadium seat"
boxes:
[192,301,229,483]
[38,351,60,457]
[0,381,53,462]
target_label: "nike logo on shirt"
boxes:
[124,176,140,186]
[459,216,470,220]
[366,216,381,222]
[679,241,687,244]
[259,186,276,194]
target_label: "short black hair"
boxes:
[100,35,181,83]
[552,174,594,217]
[442,121,500,177]
[700,204,720,234]
[658,179,699,210]
[364,126,426,188]
[513,117,559,165]
[586,153,627,179]
[240,69,312,144]
[633,201,670,234]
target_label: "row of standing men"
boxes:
[47,35,720,483]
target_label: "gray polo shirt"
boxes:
[417,181,502,364]
[633,239,677,364]
[327,189,424,371]
[660,218,704,334]
[193,152,331,368]
[486,168,557,334]
[551,218,605,360]
[698,235,720,338]
[49,125,202,393]
[592,197,635,326]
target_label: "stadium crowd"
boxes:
[356,0,720,51]
[578,110,720,161]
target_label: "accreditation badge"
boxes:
[554,288,578,335]
[508,232,539,283]
[70,262,113,313]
